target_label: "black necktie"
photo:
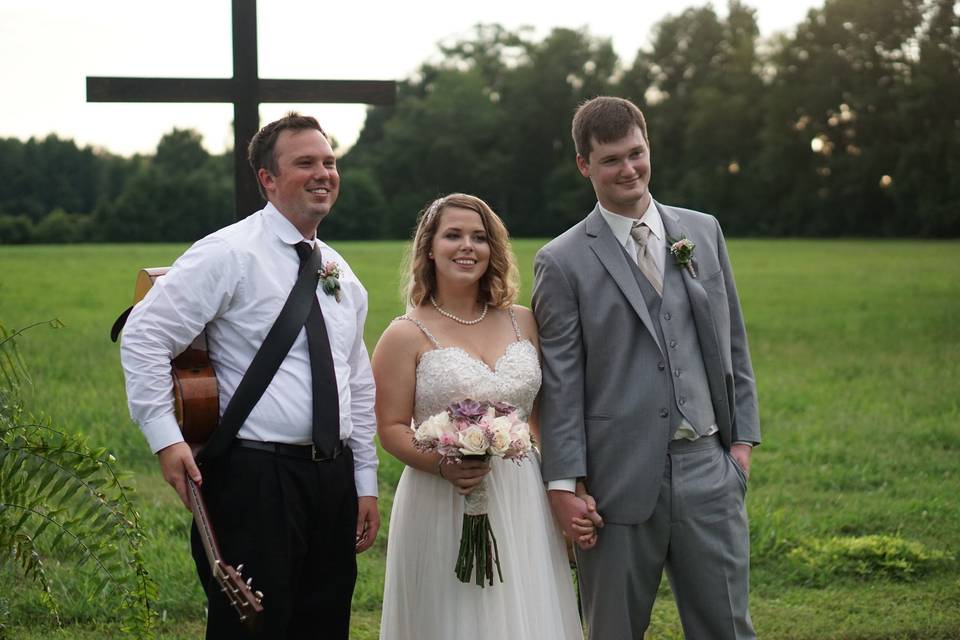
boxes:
[294,242,341,457]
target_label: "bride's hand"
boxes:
[438,458,491,495]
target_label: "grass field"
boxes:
[1,239,958,639]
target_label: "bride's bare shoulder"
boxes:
[510,305,540,346]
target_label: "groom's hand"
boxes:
[730,443,752,480]
[548,490,603,549]
[573,485,603,550]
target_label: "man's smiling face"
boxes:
[260,128,340,228]
[577,125,652,217]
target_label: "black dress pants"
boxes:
[191,444,358,639]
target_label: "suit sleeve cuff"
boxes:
[142,414,185,454]
[547,479,577,493]
[732,441,755,448]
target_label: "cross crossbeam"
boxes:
[87,0,395,219]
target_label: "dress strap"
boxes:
[395,315,441,348]
[507,306,523,342]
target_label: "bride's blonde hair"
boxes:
[404,193,519,309]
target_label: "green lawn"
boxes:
[1,240,958,639]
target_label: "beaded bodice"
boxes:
[398,310,541,424]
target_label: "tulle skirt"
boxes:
[380,456,583,640]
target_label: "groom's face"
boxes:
[577,125,652,217]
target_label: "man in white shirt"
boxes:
[533,97,760,638]
[121,112,378,639]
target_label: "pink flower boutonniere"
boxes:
[317,261,343,302]
[668,236,697,278]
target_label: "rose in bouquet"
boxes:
[413,398,534,586]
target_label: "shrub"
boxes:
[787,534,955,585]
[0,321,157,636]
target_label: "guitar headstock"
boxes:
[214,560,264,630]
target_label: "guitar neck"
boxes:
[187,476,222,572]
[185,474,265,628]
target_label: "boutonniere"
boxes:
[317,261,343,302]
[668,236,697,278]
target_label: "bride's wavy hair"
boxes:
[405,193,520,309]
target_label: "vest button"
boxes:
[669,340,677,348]
[659,408,669,418]
[657,361,666,371]
[679,396,687,406]
[663,312,671,320]
[674,369,681,378]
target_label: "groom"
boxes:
[532,96,760,639]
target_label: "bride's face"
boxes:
[430,206,491,288]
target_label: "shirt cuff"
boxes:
[547,479,577,493]
[354,468,379,498]
[142,414,185,454]
[732,441,755,448]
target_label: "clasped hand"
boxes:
[548,483,604,550]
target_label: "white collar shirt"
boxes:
[120,202,378,496]
[598,197,666,276]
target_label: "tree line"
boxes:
[1,0,956,244]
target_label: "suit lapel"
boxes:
[585,207,663,355]
[659,203,732,434]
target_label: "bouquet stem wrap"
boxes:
[455,466,503,586]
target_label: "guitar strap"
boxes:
[197,245,323,463]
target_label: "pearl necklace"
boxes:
[430,296,488,325]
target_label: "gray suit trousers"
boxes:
[576,436,755,640]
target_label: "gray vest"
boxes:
[626,247,716,434]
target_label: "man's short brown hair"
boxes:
[572,96,648,160]
[248,112,327,199]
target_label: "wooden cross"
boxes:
[87,0,395,219]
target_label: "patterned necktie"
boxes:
[630,221,663,296]
[294,242,341,457]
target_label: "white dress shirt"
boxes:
[598,198,666,277]
[121,203,378,497]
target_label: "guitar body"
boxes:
[131,268,220,444]
[172,342,219,444]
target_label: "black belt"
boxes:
[234,438,345,461]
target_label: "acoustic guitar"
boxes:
[111,267,219,443]
[112,268,265,627]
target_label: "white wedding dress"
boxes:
[379,311,583,640]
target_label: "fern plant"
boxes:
[0,321,157,637]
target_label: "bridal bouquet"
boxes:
[413,398,534,586]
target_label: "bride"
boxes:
[373,194,594,639]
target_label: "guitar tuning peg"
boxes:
[255,590,264,600]
[236,563,244,573]
[246,577,253,587]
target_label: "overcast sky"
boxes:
[0,0,822,156]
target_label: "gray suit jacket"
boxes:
[532,202,760,524]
